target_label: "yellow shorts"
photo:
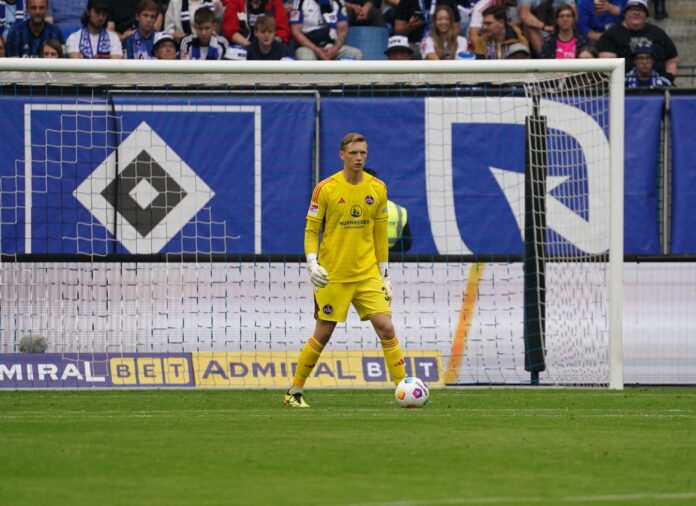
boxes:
[314,275,391,322]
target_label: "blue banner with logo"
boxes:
[670,95,696,254]
[0,93,670,257]
[0,95,314,256]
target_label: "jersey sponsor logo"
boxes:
[338,197,345,204]
[322,304,333,315]
[308,203,319,216]
[350,205,362,218]
[365,195,374,205]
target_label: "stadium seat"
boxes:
[346,26,389,61]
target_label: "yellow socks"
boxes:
[381,336,406,385]
[291,336,325,390]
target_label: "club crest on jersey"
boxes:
[365,195,374,205]
[350,205,362,218]
[308,203,319,217]
[322,304,333,315]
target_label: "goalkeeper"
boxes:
[284,133,407,408]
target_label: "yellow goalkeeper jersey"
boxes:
[305,170,389,283]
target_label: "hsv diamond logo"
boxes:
[73,122,214,254]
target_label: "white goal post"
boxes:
[0,59,624,389]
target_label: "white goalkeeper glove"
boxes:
[379,262,392,301]
[307,253,329,289]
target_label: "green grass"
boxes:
[1,389,695,506]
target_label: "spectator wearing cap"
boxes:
[577,0,626,43]
[6,0,64,57]
[164,0,224,42]
[539,3,588,58]
[507,42,530,58]
[152,30,179,58]
[474,4,528,59]
[597,0,678,81]
[625,44,672,88]
[422,4,469,60]
[384,34,413,59]
[245,13,293,59]
[66,0,123,58]
[1,0,25,39]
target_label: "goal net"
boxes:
[0,59,624,389]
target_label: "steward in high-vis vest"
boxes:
[387,200,411,252]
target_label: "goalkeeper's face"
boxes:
[340,141,368,173]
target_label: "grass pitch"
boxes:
[1,388,695,506]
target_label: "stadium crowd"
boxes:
[0,0,679,86]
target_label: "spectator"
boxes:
[384,34,413,59]
[45,0,85,36]
[393,0,461,59]
[38,35,62,55]
[474,4,528,59]
[577,0,625,43]
[245,13,293,58]
[344,0,385,27]
[6,0,63,57]
[539,3,588,58]
[151,29,179,57]
[222,0,290,46]
[123,0,160,59]
[164,0,223,42]
[597,0,678,80]
[179,5,228,58]
[1,0,25,39]
[107,0,165,40]
[66,0,122,58]
[507,40,531,57]
[518,0,575,55]
[467,0,519,50]
[577,43,597,57]
[625,44,671,87]
[423,4,468,59]
[0,34,5,55]
[289,0,362,60]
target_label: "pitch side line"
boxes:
[345,492,696,506]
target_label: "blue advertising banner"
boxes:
[670,95,696,254]
[321,96,662,255]
[0,96,314,255]
[0,353,194,388]
[0,93,670,256]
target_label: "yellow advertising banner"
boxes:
[191,351,444,388]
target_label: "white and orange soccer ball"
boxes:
[394,377,430,408]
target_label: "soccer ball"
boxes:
[394,377,430,408]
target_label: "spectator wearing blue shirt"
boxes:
[6,0,63,56]
[578,0,625,43]
[122,0,159,59]
[1,0,26,39]
[45,0,84,37]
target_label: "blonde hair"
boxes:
[432,5,458,60]
[340,133,367,151]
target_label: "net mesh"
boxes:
[0,62,620,387]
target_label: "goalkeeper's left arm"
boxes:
[374,219,392,301]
